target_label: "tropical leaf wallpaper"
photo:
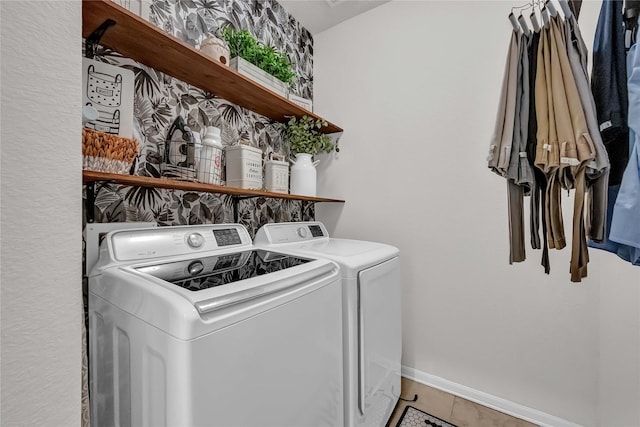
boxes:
[84,183,315,236]
[149,0,313,99]
[84,0,316,237]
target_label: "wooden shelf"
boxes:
[82,2,346,207]
[83,171,346,203]
[82,0,343,134]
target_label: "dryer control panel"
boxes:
[107,224,252,263]
[254,222,328,245]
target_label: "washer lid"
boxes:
[91,254,340,340]
[135,249,313,292]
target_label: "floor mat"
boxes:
[395,405,458,427]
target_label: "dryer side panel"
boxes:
[357,257,402,427]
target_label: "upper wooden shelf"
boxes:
[83,170,346,203]
[82,0,343,134]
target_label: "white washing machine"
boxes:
[88,224,344,427]
[254,222,402,427]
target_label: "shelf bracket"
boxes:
[85,180,113,223]
[232,197,240,223]
[86,182,96,223]
[85,19,116,59]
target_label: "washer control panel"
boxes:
[109,224,252,262]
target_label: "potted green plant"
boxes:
[280,115,338,156]
[221,27,295,97]
[279,115,339,197]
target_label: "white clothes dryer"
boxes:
[254,222,402,427]
[88,224,344,427]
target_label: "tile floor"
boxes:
[386,377,539,427]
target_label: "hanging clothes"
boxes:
[507,29,534,264]
[609,21,640,265]
[548,16,596,281]
[507,31,535,190]
[488,31,521,177]
[488,1,619,281]
[488,27,528,264]
[569,0,583,19]
[526,30,551,272]
[563,11,611,244]
[591,0,629,186]
[535,17,567,252]
[589,0,640,266]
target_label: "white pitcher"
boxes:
[290,153,319,197]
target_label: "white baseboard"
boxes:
[401,366,585,427]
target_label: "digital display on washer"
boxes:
[213,228,241,246]
[308,225,324,237]
[135,250,312,291]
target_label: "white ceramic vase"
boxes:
[290,153,319,197]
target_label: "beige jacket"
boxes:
[488,31,520,176]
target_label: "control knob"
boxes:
[187,260,204,276]
[187,232,205,248]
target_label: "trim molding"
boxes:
[401,366,585,427]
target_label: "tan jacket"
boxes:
[552,18,596,281]
[488,31,520,176]
[535,23,566,251]
[564,16,610,244]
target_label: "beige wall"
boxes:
[1,2,82,425]
[315,1,640,426]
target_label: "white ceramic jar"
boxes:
[197,126,223,185]
[199,36,230,66]
[265,157,289,194]
[290,154,319,197]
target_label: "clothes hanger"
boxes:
[509,1,536,33]
[625,1,640,48]
[508,11,522,32]
[545,0,558,18]
[518,14,532,35]
[540,4,550,26]
[558,0,573,19]
[530,11,541,32]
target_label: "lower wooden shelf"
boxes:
[82,170,346,203]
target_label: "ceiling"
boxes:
[278,0,390,35]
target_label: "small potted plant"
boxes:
[280,115,339,197]
[222,27,295,97]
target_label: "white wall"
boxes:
[314,1,640,426]
[1,2,82,426]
